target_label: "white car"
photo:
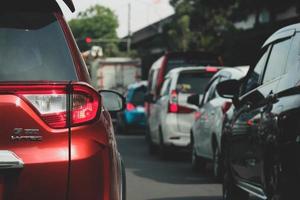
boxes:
[189,66,249,179]
[147,66,221,158]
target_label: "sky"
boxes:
[57,0,174,38]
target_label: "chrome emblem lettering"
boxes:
[11,128,42,141]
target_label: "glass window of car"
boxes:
[0,12,77,81]
[203,77,220,103]
[263,38,292,83]
[176,71,214,94]
[241,46,271,95]
[148,70,154,91]
[151,69,159,94]
[129,86,147,106]
[160,78,171,96]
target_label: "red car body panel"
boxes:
[0,8,123,200]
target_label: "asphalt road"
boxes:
[117,134,222,200]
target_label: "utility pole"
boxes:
[127,3,132,53]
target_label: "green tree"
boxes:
[69,5,120,56]
[166,0,237,52]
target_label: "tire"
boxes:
[159,130,169,160]
[266,162,296,200]
[121,160,127,200]
[146,127,156,155]
[117,113,127,134]
[213,146,223,181]
[191,134,206,171]
[223,168,249,200]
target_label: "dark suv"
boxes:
[217,24,300,200]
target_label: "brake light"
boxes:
[206,66,218,72]
[8,83,100,129]
[168,90,195,114]
[222,101,232,114]
[126,103,136,111]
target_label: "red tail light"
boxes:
[206,66,218,72]
[126,103,136,111]
[0,83,100,129]
[168,90,195,114]
[222,101,232,114]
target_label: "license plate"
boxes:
[136,107,145,112]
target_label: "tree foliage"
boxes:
[69,5,120,56]
[166,0,300,52]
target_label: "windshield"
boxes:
[128,86,147,106]
[0,12,77,81]
[176,72,214,94]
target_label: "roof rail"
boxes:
[63,0,75,12]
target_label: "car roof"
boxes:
[128,81,148,90]
[211,66,249,80]
[221,66,249,74]
[166,66,223,77]
[3,0,74,12]
[262,23,299,48]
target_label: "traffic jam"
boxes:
[0,0,300,200]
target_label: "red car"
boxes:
[0,1,126,200]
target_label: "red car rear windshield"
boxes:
[0,12,77,81]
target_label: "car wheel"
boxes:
[266,162,294,200]
[117,113,127,134]
[213,146,223,181]
[223,170,249,200]
[146,127,156,155]
[121,160,127,200]
[191,136,206,171]
[159,130,169,160]
[191,147,206,171]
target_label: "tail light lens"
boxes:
[126,103,136,111]
[222,101,232,114]
[206,66,219,72]
[4,83,100,129]
[168,90,195,114]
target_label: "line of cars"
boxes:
[144,23,300,200]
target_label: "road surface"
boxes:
[117,134,222,200]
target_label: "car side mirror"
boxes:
[187,94,203,107]
[217,79,242,108]
[216,79,240,99]
[99,90,125,112]
[144,93,155,103]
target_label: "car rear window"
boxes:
[166,55,220,73]
[0,12,77,81]
[176,72,214,94]
[128,86,147,106]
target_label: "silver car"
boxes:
[190,66,249,179]
[147,66,221,159]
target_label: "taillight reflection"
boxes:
[194,111,202,120]
[222,101,232,114]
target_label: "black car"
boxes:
[217,24,300,200]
